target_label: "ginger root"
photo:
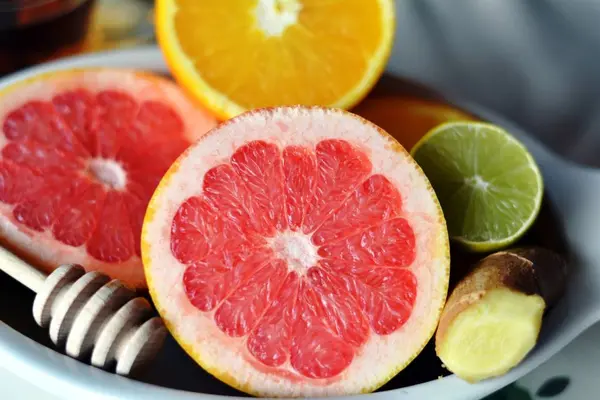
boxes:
[435,247,567,382]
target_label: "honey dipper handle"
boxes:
[0,246,46,293]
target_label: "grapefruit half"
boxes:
[0,69,217,289]
[142,106,449,397]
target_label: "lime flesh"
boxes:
[411,121,543,252]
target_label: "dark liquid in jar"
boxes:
[0,0,96,75]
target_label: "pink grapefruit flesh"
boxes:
[142,106,449,397]
[0,69,217,288]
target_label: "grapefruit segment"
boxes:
[12,173,73,231]
[52,89,98,152]
[4,100,88,156]
[353,265,416,335]
[0,160,43,204]
[282,145,317,231]
[318,218,416,267]
[318,260,417,335]
[53,180,105,247]
[94,90,138,158]
[306,266,370,347]
[230,141,287,234]
[312,174,403,245]
[203,164,255,232]
[214,258,288,337]
[171,196,217,265]
[86,191,135,263]
[247,271,299,368]
[182,263,231,313]
[3,139,84,172]
[143,106,449,397]
[302,139,372,233]
[134,100,185,138]
[0,69,217,288]
[291,278,355,380]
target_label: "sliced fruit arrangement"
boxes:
[353,96,477,151]
[436,247,567,382]
[411,121,544,253]
[142,106,450,397]
[0,0,570,392]
[0,69,217,288]
[155,0,395,119]
[409,119,568,383]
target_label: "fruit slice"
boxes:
[353,96,476,151]
[0,69,217,288]
[156,0,395,120]
[142,106,449,397]
[411,122,544,252]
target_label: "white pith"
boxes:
[254,0,301,37]
[268,230,318,275]
[469,174,490,191]
[0,69,217,288]
[87,158,128,190]
[143,107,449,397]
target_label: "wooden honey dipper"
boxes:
[0,246,167,376]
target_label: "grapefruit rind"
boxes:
[142,107,449,397]
[0,68,216,288]
[155,0,396,120]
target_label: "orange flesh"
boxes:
[169,0,389,110]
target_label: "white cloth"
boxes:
[390,0,600,166]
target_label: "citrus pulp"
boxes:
[142,106,450,397]
[156,0,395,119]
[411,121,543,252]
[0,69,217,288]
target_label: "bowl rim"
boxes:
[0,45,588,400]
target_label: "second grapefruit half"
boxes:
[143,106,450,397]
[0,69,217,289]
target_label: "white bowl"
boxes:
[0,45,593,400]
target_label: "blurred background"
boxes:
[0,0,155,74]
[3,0,600,167]
[391,0,600,169]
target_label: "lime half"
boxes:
[411,121,543,252]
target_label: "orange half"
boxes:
[156,0,395,120]
[353,96,477,151]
